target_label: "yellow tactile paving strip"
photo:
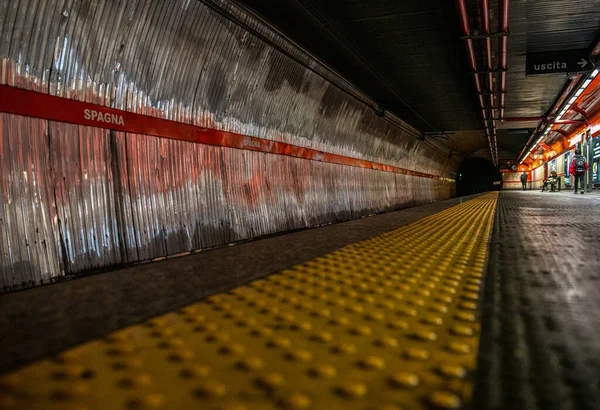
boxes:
[0,193,498,410]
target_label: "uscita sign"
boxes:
[526,49,593,76]
[84,108,125,125]
[532,61,567,72]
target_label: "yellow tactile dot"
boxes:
[388,291,406,300]
[365,311,385,321]
[422,315,444,326]
[168,349,195,362]
[464,284,480,292]
[205,331,231,343]
[336,382,368,398]
[328,316,351,326]
[127,393,165,409]
[387,319,409,330]
[373,335,399,348]
[462,292,479,301]
[310,331,333,343]
[454,311,477,322]
[285,349,313,362]
[150,327,176,338]
[403,348,430,361]
[266,336,291,348]
[195,381,228,398]
[113,357,144,370]
[410,329,439,342]
[428,304,449,314]
[255,373,285,390]
[429,391,462,409]
[451,325,475,337]
[307,364,337,379]
[218,343,246,355]
[405,298,425,307]
[446,341,472,354]
[438,364,468,379]
[376,300,396,309]
[158,337,185,349]
[349,325,372,336]
[281,392,312,409]
[395,307,418,317]
[233,356,262,371]
[347,304,365,314]
[118,372,152,388]
[192,321,217,333]
[458,301,478,310]
[290,321,313,331]
[435,294,453,304]
[106,344,136,356]
[389,372,420,388]
[358,356,386,370]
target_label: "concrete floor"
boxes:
[474,190,600,410]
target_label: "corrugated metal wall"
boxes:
[0,0,456,291]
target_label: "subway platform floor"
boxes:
[519,187,600,199]
[1,191,599,410]
[474,190,600,410]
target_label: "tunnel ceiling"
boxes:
[240,0,600,161]
[240,0,481,133]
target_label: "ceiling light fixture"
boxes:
[520,70,597,164]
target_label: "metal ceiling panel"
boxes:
[243,0,600,160]
[243,0,481,132]
[503,0,600,121]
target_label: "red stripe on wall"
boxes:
[0,85,443,180]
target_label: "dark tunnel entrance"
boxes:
[456,157,502,196]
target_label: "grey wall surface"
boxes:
[0,0,456,291]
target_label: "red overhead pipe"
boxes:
[480,0,495,160]
[552,119,586,125]
[456,0,470,35]
[480,0,493,84]
[554,129,570,137]
[498,0,509,120]
[502,117,584,125]
[456,0,497,163]
[499,0,509,32]
[502,116,543,122]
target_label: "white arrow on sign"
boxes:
[577,58,589,69]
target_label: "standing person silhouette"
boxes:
[520,172,527,191]
[569,148,588,194]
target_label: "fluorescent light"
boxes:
[582,79,592,88]
[568,96,577,104]
[556,115,563,121]
[575,88,584,97]
[591,68,599,78]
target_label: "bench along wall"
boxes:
[0,0,455,291]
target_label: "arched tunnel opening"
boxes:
[456,157,503,196]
